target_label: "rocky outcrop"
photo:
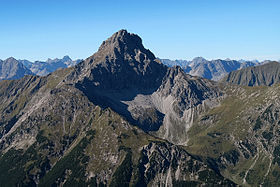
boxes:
[138,141,235,186]
[150,66,222,144]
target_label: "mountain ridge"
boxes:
[222,61,280,86]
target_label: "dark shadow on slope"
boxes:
[75,77,165,132]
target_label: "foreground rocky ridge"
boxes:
[0,75,233,186]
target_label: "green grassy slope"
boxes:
[187,83,280,186]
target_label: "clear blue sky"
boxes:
[0,0,279,61]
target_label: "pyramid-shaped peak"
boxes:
[6,57,17,62]
[5,57,20,65]
[62,55,72,61]
[192,57,207,62]
[92,29,155,63]
[71,30,167,91]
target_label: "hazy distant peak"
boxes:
[62,55,72,61]
[0,57,34,80]
[5,57,18,62]
[192,57,207,62]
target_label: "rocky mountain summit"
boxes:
[68,29,222,144]
[0,57,34,81]
[0,30,280,186]
[221,61,280,86]
[72,29,168,90]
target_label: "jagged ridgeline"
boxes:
[0,56,81,81]
[160,57,256,81]
[0,30,279,186]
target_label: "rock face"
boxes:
[221,61,280,86]
[74,30,168,90]
[152,67,222,144]
[161,57,256,81]
[138,141,235,186]
[0,57,34,80]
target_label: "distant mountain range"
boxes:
[1,54,277,83]
[160,57,259,81]
[222,61,280,86]
[0,57,34,81]
[19,55,82,76]
[0,56,82,81]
